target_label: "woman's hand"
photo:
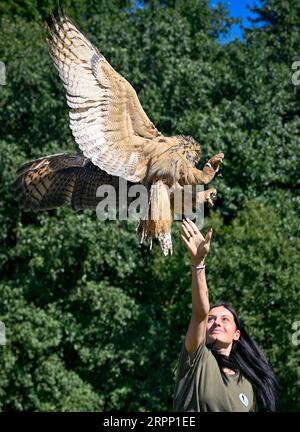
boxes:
[180,218,213,265]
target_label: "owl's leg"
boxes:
[137,180,173,256]
[171,184,218,216]
[193,188,217,207]
[190,152,224,185]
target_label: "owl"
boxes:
[14,14,224,255]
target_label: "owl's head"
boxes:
[175,135,201,165]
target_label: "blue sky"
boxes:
[135,1,263,42]
[210,0,263,42]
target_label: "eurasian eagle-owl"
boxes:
[14,14,224,255]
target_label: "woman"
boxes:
[173,218,278,412]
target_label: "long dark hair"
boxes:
[207,302,278,412]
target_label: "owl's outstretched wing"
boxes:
[14,153,134,211]
[47,14,161,182]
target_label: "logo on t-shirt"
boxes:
[239,393,249,407]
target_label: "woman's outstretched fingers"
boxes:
[186,217,199,235]
[184,218,204,241]
[181,223,190,239]
[205,228,213,245]
[182,219,195,237]
[180,234,190,248]
[180,222,213,261]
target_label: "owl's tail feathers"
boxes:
[13,153,104,211]
[137,180,173,256]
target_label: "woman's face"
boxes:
[206,306,240,350]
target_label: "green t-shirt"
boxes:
[173,340,257,412]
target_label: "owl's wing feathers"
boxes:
[15,154,81,211]
[14,153,135,211]
[47,14,160,182]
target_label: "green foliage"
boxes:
[0,0,299,412]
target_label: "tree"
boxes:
[0,0,299,411]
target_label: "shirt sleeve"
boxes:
[173,339,209,411]
[180,339,207,369]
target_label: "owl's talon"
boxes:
[207,189,217,207]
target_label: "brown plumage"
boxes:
[14,14,224,255]
[14,154,137,211]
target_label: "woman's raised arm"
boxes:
[180,218,213,357]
